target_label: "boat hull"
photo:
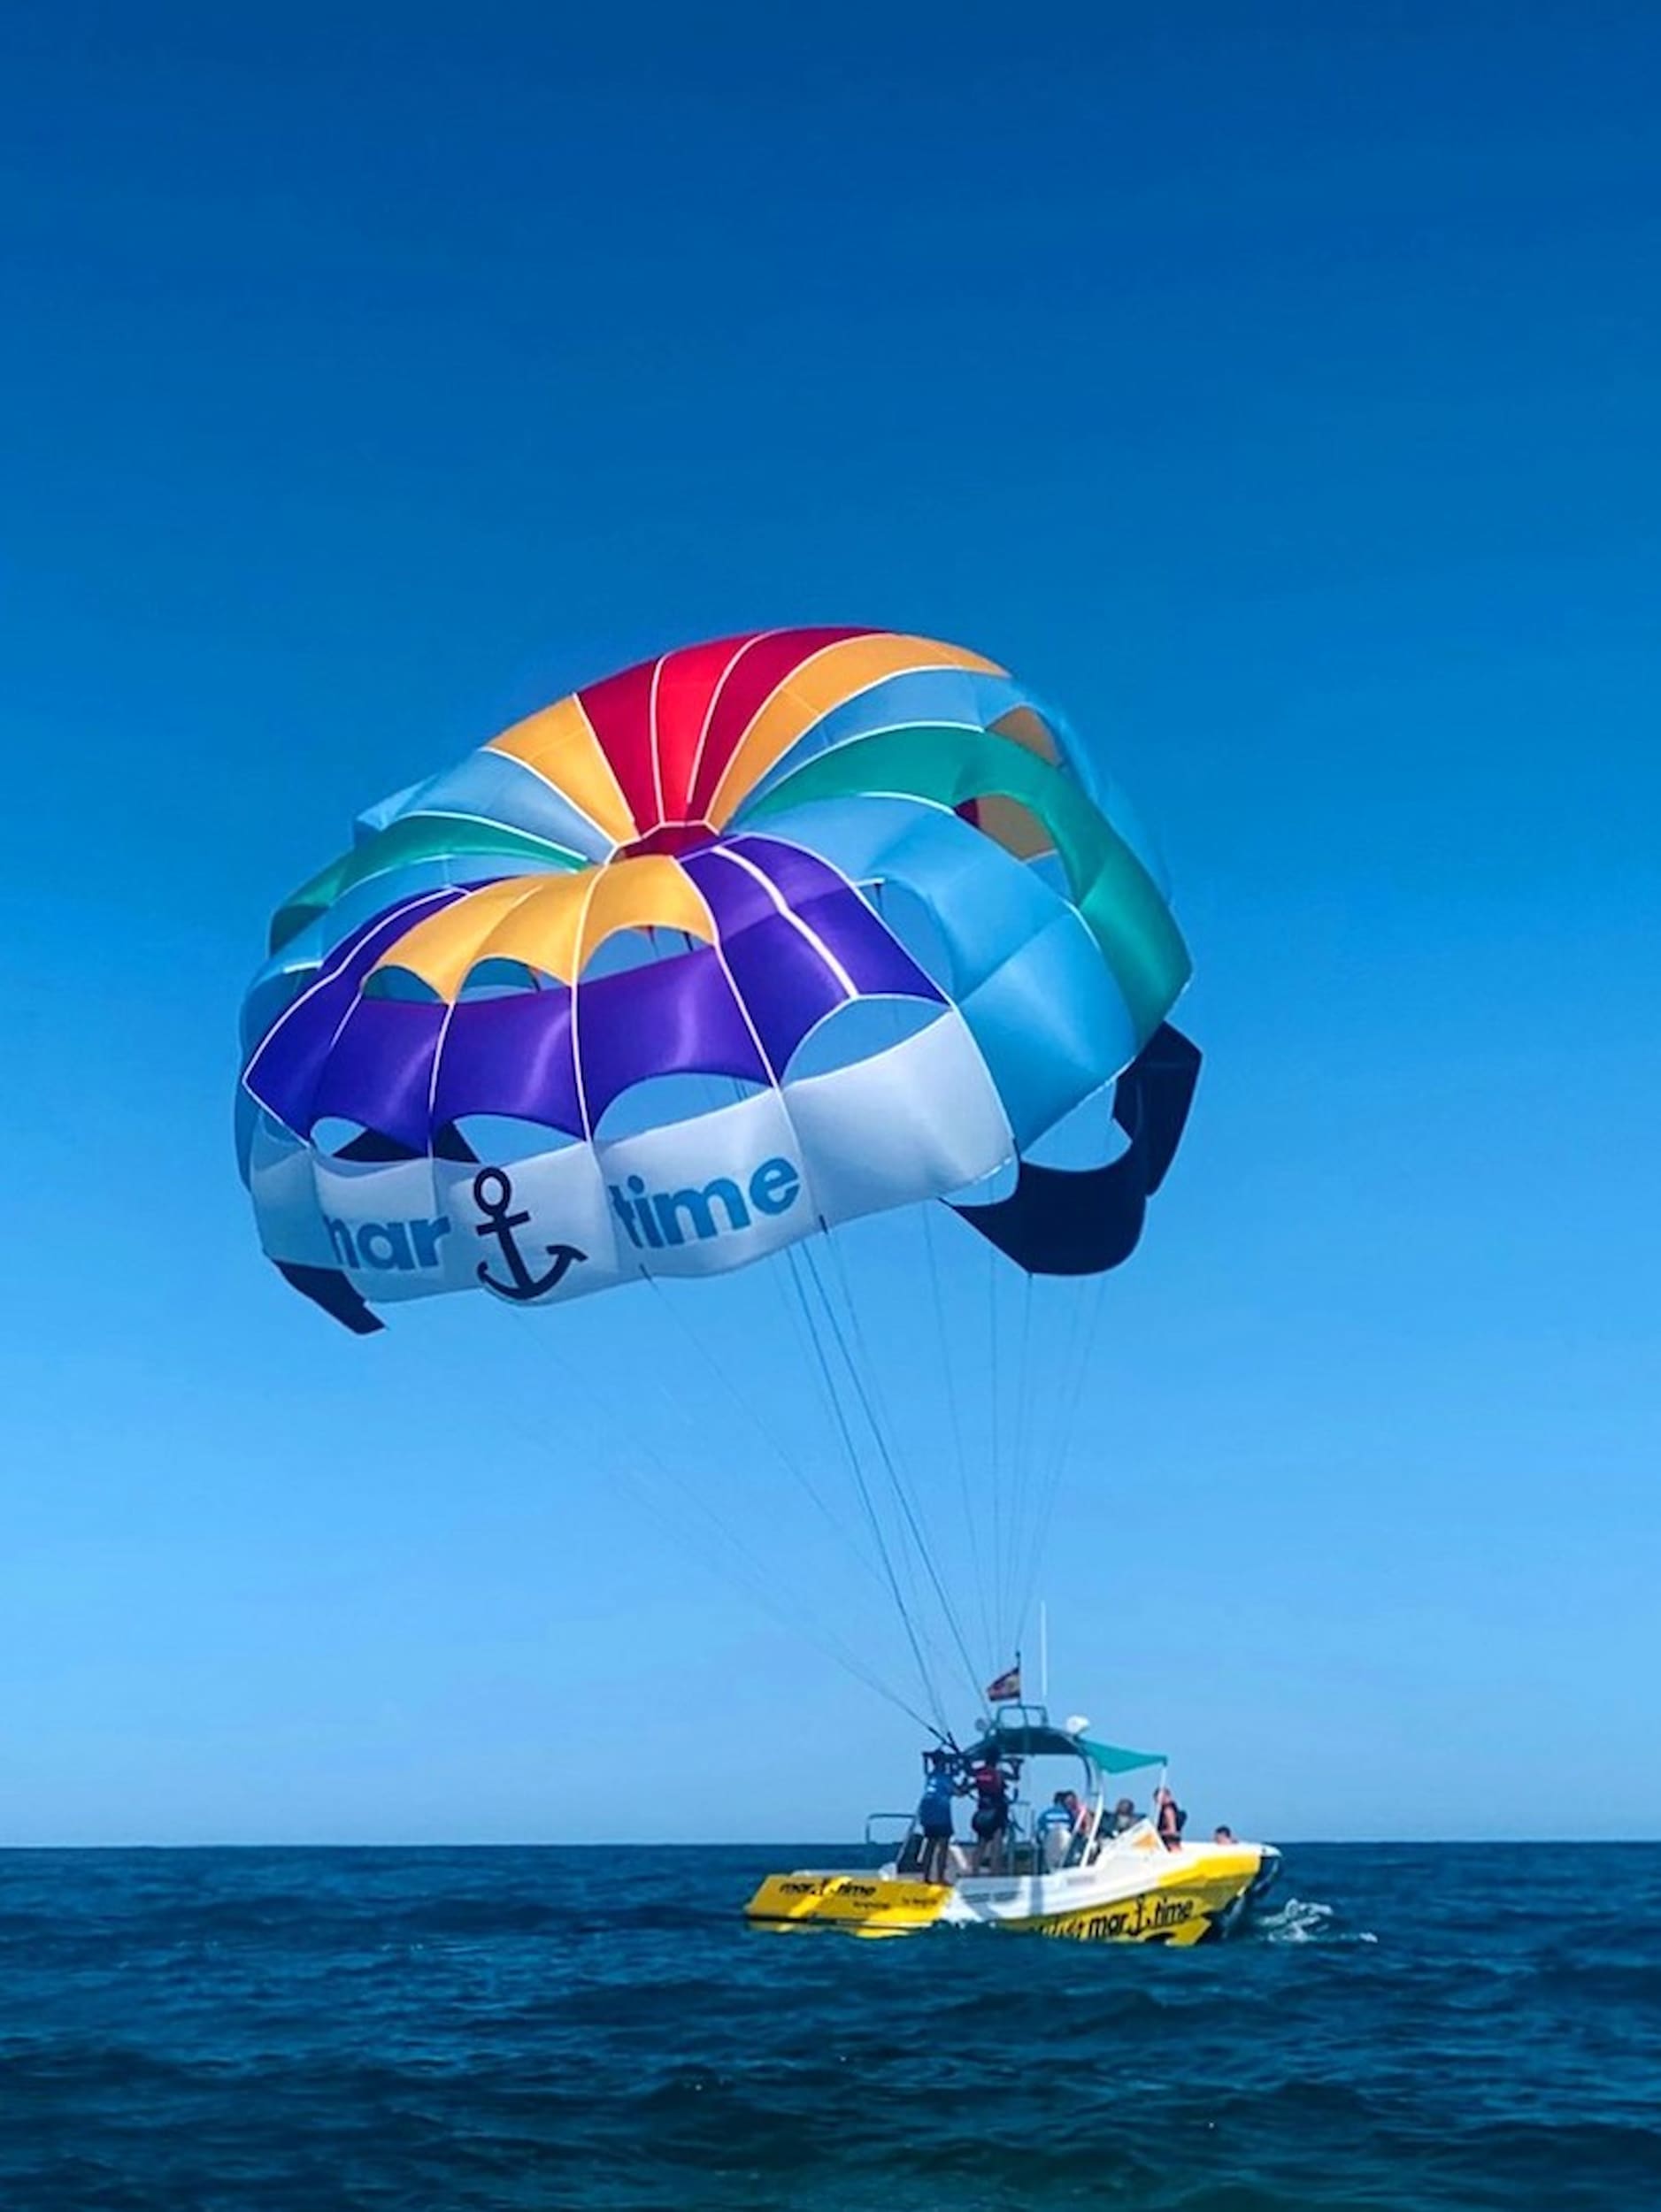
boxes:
[988,1845,1274,1945]
[745,1839,1278,1944]
[743,1871,950,1934]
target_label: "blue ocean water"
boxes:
[0,1845,1656,2210]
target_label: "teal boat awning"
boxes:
[1080,1737,1166,1775]
[963,1719,1165,1772]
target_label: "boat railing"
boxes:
[863,1811,917,1853]
[989,1700,1051,1732]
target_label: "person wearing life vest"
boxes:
[1155,1785,1188,1851]
[969,1755,1013,1873]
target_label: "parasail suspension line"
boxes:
[805,1237,985,1718]
[781,1244,950,1737]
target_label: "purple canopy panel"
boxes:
[697,837,942,998]
[242,887,465,1134]
[720,915,853,1071]
[573,946,771,1125]
[309,999,447,1149]
[432,988,581,1137]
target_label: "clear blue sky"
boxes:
[4,2,1657,1843]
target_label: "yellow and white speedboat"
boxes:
[745,1707,1280,1945]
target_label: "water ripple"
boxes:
[0,1843,1656,2209]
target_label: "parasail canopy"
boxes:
[237,626,1198,1338]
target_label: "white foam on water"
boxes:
[1252,1895,1379,1946]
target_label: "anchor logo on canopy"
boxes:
[471,1167,588,1302]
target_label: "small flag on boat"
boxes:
[986,1663,1021,1702]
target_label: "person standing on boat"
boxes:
[969,1755,1012,1873]
[1155,1785,1188,1850]
[1062,1788,1096,1865]
[916,1749,960,1886]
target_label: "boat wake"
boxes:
[1248,1896,1378,1946]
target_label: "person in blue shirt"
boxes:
[1035,1791,1074,1870]
[916,1749,960,1885]
[1036,1788,1093,1870]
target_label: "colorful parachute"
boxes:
[237,628,1198,1337]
